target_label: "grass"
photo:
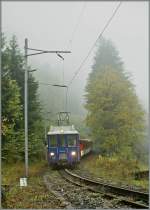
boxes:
[4,176,61,209]
[2,160,62,209]
[2,160,47,185]
[79,155,149,190]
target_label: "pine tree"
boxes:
[2,34,23,161]
[5,35,25,104]
[85,38,145,159]
[2,77,24,162]
[2,34,44,161]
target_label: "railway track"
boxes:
[59,169,149,209]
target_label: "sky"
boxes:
[2,1,149,111]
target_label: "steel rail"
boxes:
[59,169,149,209]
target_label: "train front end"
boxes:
[47,125,80,166]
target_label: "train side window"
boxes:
[50,135,57,147]
[59,135,66,146]
[67,135,77,146]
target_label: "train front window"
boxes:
[67,135,77,146]
[59,135,66,146]
[50,135,57,147]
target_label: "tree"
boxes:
[90,37,124,81]
[2,34,44,161]
[85,38,145,159]
[2,34,23,161]
[5,35,25,104]
[5,36,43,124]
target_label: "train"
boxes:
[47,125,92,166]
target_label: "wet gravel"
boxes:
[44,168,130,209]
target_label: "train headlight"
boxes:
[71,151,76,156]
[50,152,55,156]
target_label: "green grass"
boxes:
[2,160,62,209]
[79,155,149,190]
[2,160,47,185]
[4,176,61,209]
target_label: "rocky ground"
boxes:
[43,168,130,209]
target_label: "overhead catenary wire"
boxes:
[64,1,86,111]
[66,1,87,50]
[68,1,122,87]
[39,82,67,87]
[60,2,86,112]
[39,82,54,86]
[38,2,122,115]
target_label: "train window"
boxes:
[59,135,66,146]
[50,135,57,147]
[67,135,77,146]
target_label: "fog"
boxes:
[2,1,148,115]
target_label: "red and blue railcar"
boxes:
[47,125,92,166]
[47,125,80,166]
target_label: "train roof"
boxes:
[47,125,79,135]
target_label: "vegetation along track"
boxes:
[59,169,149,209]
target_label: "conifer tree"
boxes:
[2,34,44,161]
[2,34,23,161]
[85,38,145,159]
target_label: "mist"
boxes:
[2,1,148,116]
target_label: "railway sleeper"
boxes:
[64,169,149,208]
[65,169,148,204]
